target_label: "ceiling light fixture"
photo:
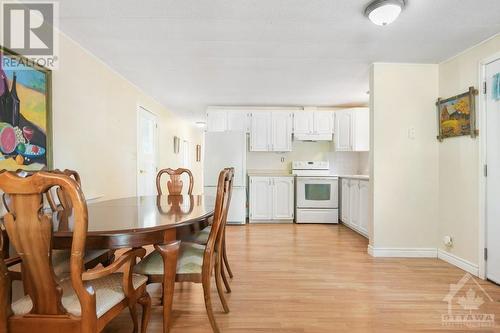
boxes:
[195,121,207,128]
[365,0,405,26]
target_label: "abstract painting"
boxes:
[436,87,477,141]
[0,47,52,170]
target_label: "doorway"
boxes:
[137,106,158,196]
[484,56,500,284]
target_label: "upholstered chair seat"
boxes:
[135,242,205,276]
[12,273,148,318]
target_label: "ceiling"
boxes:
[58,0,500,122]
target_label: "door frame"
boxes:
[478,51,500,279]
[136,104,159,196]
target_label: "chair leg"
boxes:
[202,275,220,333]
[222,237,233,279]
[214,254,230,313]
[138,292,152,333]
[221,256,231,293]
[155,241,181,333]
[128,303,139,333]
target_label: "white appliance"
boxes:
[293,161,339,224]
[204,131,247,224]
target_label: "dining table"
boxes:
[51,194,216,250]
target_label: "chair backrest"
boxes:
[216,168,234,246]
[156,168,194,195]
[202,168,233,274]
[0,171,89,318]
[46,169,82,212]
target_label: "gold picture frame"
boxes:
[436,86,478,142]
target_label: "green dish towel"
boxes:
[494,73,500,101]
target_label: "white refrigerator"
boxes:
[204,131,247,224]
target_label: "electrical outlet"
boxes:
[407,127,416,140]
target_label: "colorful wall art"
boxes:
[0,47,52,170]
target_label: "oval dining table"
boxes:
[52,194,216,250]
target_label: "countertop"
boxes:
[247,169,293,177]
[336,174,370,180]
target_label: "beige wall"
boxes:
[438,35,500,264]
[370,63,439,249]
[52,33,203,199]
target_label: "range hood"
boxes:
[293,133,333,141]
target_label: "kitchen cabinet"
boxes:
[293,110,333,137]
[250,112,292,152]
[334,108,369,151]
[340,178,369,237]
[249,176,294,222]
[206,110,249,132]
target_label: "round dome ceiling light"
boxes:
[365,0,406,26]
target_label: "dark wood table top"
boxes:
[52,195,215,249]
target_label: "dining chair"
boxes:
[0,171,151,333]
[45,169,115,268]
[135,168,234,333]
[191,167,234,293]
[156,168,194,195]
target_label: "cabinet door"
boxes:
[207,111,227,132]
[272,177,294,219]
[358,180,369,235]
[349,180,360,227]
[227,112,249,132]
[341,178,350,223]
[314,111,333,134]
[352,108,369,151]
[334,111,352,151]
[250,112,271,151]
[293,112,313,134]
[271,112,292,151]
[249,177,272,220]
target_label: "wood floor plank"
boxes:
[103,224,500,332]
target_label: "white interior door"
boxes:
[486,57,500,284]
[137,107,158,196]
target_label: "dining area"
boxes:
[0,167,235,333]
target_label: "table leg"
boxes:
[154,241,180,333]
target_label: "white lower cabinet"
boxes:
[340,178,369,237]
[249,176,294,222]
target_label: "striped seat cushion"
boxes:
[11,273,147,318]
[135,242,205,276]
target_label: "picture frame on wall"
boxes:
[0,46,52,170]
[436,86,478,142]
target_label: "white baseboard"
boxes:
[438,249,479,277]
[367,245,437,258]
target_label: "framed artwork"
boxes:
[0,46,52,170]
[196,144,201,162]
[436,86,478,141]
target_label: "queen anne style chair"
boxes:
[156,168,194,195]
[0,171,151,333]
[135,168,234,333]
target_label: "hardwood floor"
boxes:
[104,224,500,332]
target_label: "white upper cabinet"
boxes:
[250,112,271,151]
[313,111,334,134]
[334,111,352,151]
[207,109,249,132]
[250,111,292,152]
[334,108,369,152]
[293,112,314,134]
[271,112,292,151]
[207,110,227,132]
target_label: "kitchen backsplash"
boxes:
[247,140,369,175]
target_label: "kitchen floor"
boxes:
[104,224,500,332]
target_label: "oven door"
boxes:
[296,177,338,209]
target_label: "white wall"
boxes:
[52,33,203,199]
[438,35,500,265]
[370,63,439,250]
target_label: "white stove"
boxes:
[292,161,339,224]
